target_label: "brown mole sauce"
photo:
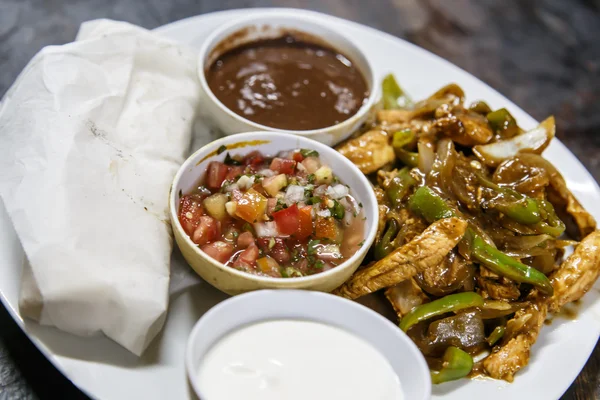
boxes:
[206,35,369,130]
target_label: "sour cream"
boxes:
[197,319,404,400]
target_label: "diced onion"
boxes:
[313,185,328,196]
[225,201,237,217]
[296,162,307,173]
[236,175,255,190]
[223,183,239,193]
[253,221,280,237]
[258,168,276,177]
[284,185,305,206]
[326,184,349,200]
[317,208,331,218]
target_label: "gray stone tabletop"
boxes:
[1,0,599,399]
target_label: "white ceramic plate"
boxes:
[1,8,599,400]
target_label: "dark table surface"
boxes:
[1,0,600,399]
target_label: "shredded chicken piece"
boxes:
[377,169,399,189]
[565,192,597,239]
[483,302,547,382]
[374,186,387,205]
[333,217,467,299]
[376,204,389,241]
[385,279,429,318]
[478,267,520,301]
[549,230,600,312]
[377,109,413,124]
[434,106,493,146]
[394,210,427,245]
[478,277,521,301]
[336,130,395,174]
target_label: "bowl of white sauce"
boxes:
[186,290,431,400]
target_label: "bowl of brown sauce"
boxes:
[197,12,377,146]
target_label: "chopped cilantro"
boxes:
[268,237,276,249]
[300,149,319,158]
[242,222,256,235]
[274,198,286,212]
[332,176,340,184]
[358,240,365,248]
[216,145,227,155]
[290,248,300,262]
[313,260,325,269]
[307,196,321,205]
[359,202,363,208]
[178,189,182,198]
[307,174,316,184]
[331,200,345,220]
[224,152,242,166]
[284,267,303,277]
[307,239,320,255]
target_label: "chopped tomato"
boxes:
[225,165,245,181]
[272,204,299,235]
[178,194,205,235]
[200,241,233,263]
[192,216,219,245]
[273,204,300,235]
[235,188,267,223]
[244,151,265,166]
[270,157,296,174]
[256,256,281,277]
[257,237,290,264]
[237,231,255,249]
[233,242,259,270]
[206,161,228,189]
[296,206,313,239]
[292,151,304,162]
[315,216,341,242]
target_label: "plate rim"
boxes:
[0,7,598,400]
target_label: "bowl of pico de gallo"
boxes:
[169,131,378,295]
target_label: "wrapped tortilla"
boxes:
[0,19,200,355]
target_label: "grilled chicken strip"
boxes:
[478,267,520,301]
[434,106,494,146]
[549,230,600,313]
[336,130,395,174]
[483,302,547,382]
[334,217,467,299]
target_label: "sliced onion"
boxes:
[473,116,555,166]
[418,140,435,175]
[501,234,553,250]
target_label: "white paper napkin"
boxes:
[0,19,201,355]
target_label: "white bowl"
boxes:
[196,11,378,146]
[186,290,431,400]
[169,131,378,295]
